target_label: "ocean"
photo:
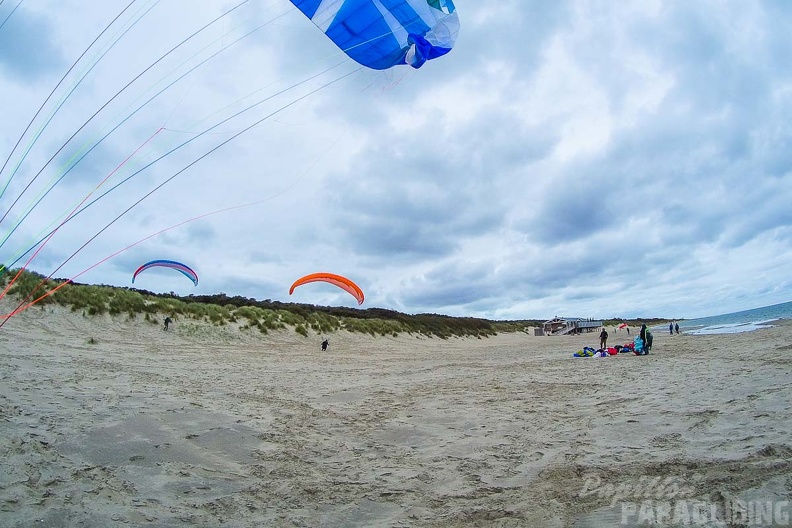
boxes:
[665,301,792,335]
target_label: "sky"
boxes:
[0,0,791,321]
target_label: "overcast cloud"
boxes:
[0,0,790,320]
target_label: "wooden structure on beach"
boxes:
[542,317,603,336]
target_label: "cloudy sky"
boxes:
[1,0,790,321]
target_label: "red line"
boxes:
[1,196,269,319]
[0,129,164,316]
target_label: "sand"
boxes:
[1,299,791,527]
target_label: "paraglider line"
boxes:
[0,8,279,253]
[0,0,248,221]
[0,128,164,303]
[0,0,140,202]
[0,0,162,223]
[1,16,413,316]
[3,64,383,319]
[1,165,347,318]
[0,9,398,247]
[0,197,275,319]
[0,59,347,278]
[1,69,357,286]
[0,67,360,321]
[0,0,23,31]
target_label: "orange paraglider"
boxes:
[289,272,364,305]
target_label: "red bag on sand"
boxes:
[607,347,618,355]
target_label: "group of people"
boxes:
[669,321,680,335]
[599,323,653,354]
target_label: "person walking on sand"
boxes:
[599,327,608,350]
[163,316,172,331]
[675,322,680,334]
[669,322,674,335]
[321,338,329,352]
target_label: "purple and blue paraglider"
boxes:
[132,260,198,286]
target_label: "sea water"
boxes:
[673,301,792,335]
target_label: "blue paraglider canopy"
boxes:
[289,0,459,70]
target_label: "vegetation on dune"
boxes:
[1,269,674,338]
[1,269,540,338]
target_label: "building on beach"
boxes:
[541,317,603,336]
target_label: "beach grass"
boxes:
[1,268,539,338]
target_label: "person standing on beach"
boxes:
[321,338,329,352]
[164,316,172,331]
[675,322,680,334]
[640,324,649,354]
[599,328,608,349]
[670,322,674,335]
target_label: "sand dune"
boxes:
[1,300,791,527]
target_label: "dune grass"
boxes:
[1,269,538,338]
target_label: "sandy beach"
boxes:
[1,300,791,527]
